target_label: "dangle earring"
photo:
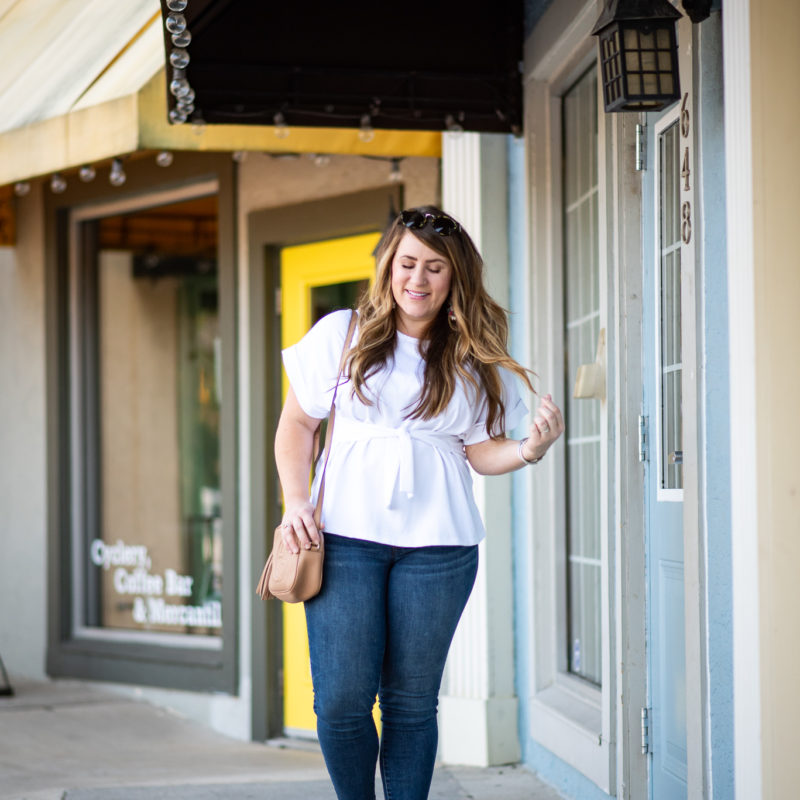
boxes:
[447,302,457,325]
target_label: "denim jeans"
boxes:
[304,533,479,800]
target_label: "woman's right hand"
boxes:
[280,499,322,554]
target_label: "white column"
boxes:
[438,132,520,766]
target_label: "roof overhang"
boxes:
[158,0,524,135]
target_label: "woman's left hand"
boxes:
[522,393,565,462]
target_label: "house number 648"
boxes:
[680,93,692,244]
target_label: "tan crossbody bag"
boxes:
[256,310,357,603]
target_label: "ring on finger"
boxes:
[282,522,292,529]
[540,423,550,433]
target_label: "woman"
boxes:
[275,206,564,800]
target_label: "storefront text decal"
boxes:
[90,539,221,628]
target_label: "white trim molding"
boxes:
[723,2,761,799]
[522,0,617,793]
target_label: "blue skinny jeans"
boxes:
[304,533,479,800]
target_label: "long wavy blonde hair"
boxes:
[347,206,535,439]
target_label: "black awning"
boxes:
[160,0,523,134]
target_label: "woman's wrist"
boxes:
[518,437,543,465]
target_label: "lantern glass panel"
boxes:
[639,29,655,49]
[642,49,657,72]
[624,27,638,49]
[659,51,672,70]
[629,74,643,95]
[661,74,674,95]
[657,27,671,48]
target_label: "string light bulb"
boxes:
[358,114,375,143]
[170,72,191,99]
[109,158,126,187]
[166,0,187,10]
[79,165,96,182]
[169,108,188,125]
[273,111,289,138]
[169,48,190,69]
[313,153,331,167]
[156,151,174,167]
[232,151,247,163]
[171,30,191,48]
[445,114,465,135]
[165,13,187,35]
[14,181,31,197]
[50,174,67,194]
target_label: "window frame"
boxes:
[654,108,684,503]
[522,0,615,791]
[45,156,238,693]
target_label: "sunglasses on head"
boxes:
[400,210,461,236]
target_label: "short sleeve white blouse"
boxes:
[282,309,528,547]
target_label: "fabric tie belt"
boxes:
[332,415,464,508]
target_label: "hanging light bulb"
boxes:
[232,151,247,163]
[171,29,192,48]
[169,107,188,125]
[13,181,31,197]
[50,174,67,194]
[165,13,187,35]
[358,114,375,143]
[169,48,190,69]
[79,165,96,182]
[166,0,187,11]
[109,159,126,187]
[273,111,289,138]
[445,114,464,135]
[313,153,331,167]
[170,71,191,99]
[156,151,174,167]
[389,158,403,183]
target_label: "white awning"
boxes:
[0,0,160,134]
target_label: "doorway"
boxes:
[279,232,379,737]
[643,103,687,799]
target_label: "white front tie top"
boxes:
[282,309,527,547]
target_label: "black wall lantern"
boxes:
[591,0,682,113]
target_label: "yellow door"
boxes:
[280,231,380,737]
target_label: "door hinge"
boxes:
[635,122,646,171]
[638,415,648,462]
[641,707,651,755]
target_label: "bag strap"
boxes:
[313,310,357,529]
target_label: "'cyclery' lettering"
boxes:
[90,539,150,570]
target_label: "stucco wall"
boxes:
[0,183,48,679]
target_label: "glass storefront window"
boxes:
[80,194,224,640]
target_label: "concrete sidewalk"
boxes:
[0,679,564,800]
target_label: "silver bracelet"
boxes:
[518,437,542,465]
